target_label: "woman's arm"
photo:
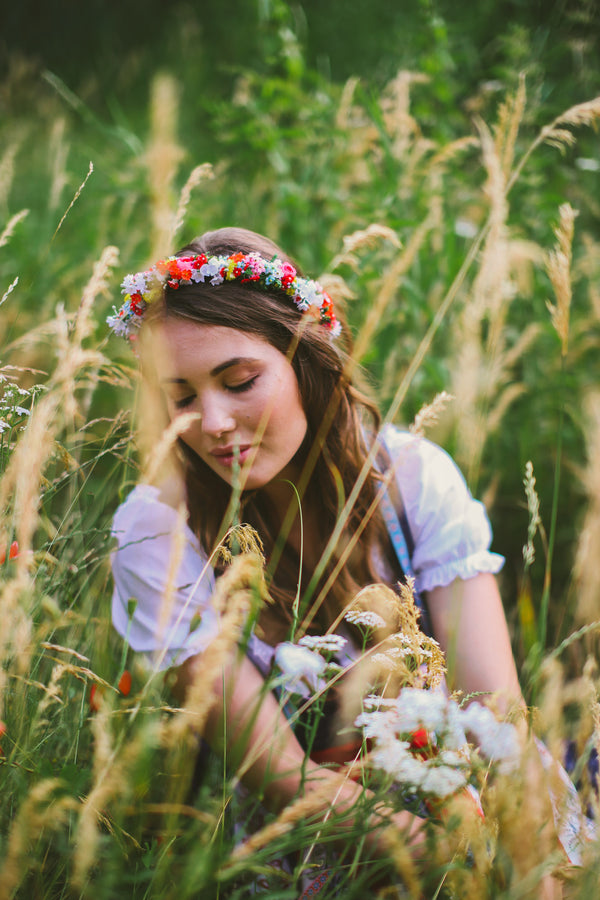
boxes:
[426,572,522,710]
[171,652,424,852]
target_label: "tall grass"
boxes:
[1,53,600,897]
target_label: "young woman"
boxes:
[109,227,558,889]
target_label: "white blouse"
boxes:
[111,426,503,671]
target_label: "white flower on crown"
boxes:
[122,271,151,295]
[198,259,223,282]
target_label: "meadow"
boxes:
[1,14,600,896]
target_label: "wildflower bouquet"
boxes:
[272,578,521,819]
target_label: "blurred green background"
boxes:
[1,0,599,658]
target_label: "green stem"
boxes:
[538,356,565,651]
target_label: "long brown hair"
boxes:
[143,227,395,643]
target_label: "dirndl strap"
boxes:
[378,484,432,636]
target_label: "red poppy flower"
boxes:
[118,670,132,696]
[0,542,19,565]
[410,727,430,751]
[89,684,101,712]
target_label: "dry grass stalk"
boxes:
[74,244,120,344]
[553,96,600,129]
[377,825,421,896]
[409,391,454,437]
[507,95,600,193]
[328,223,400,272]
[484,750,561,892]
[0,134,25,213]
[0,302,105,684]
[170,162,214,241]
[574,393,600,627]
[522,460,541,569]
[537,657,567,758]
[351,213,434,365]
[48,116,70,212]
[494,72,527,177]
[336,580,445,727]
[0,780,78,900]
[546,202,577,357]
[380,70,429,162]
[73,714,163,888]
[141,409,199,486]
[166,553,267,740]
[0,208,29,249]
[0,276,18,308]
[230,776,348,861]
[448,115,539,480]
[425,135,479,172]
[155,502,188,646]
[146,73,185,259]
[52,161,93,240]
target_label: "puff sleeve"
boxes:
[381,425,504,594]
[111,485,219,670]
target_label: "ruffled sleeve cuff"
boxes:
[381,426,505,595]
[416,550,505,594]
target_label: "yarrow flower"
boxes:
[298,634,347,653]
[108,251,342,342]
[356,688,520,801]
[274,642,328,699]
[344,609,387,629]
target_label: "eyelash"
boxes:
[226,376,258,394]
[173,376,258,409]
[174,396,194,409]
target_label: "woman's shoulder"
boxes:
[112,479,189,541]
[379,424,503,591]
[379,424,460,488]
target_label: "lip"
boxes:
[209,444,254,468]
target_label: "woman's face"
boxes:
[156,320,308,492]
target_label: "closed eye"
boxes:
[174,395,195,409]
[226,376,258,394]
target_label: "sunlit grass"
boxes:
[0,57,599,897]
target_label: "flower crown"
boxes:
[107,251,341,342]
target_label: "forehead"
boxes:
[155,320,281,378]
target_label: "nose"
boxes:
[199,393,236,438]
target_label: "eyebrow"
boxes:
[161,357,260,384]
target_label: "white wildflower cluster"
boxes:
[0,376,38,435]
[459,702,521,775]
[344,609,387,629]
[355,687,521,801]
[298,633,347,653]
[274,639,345,700]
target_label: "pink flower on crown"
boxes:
[280,262,296,287]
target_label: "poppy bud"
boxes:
[118,670,132,696]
